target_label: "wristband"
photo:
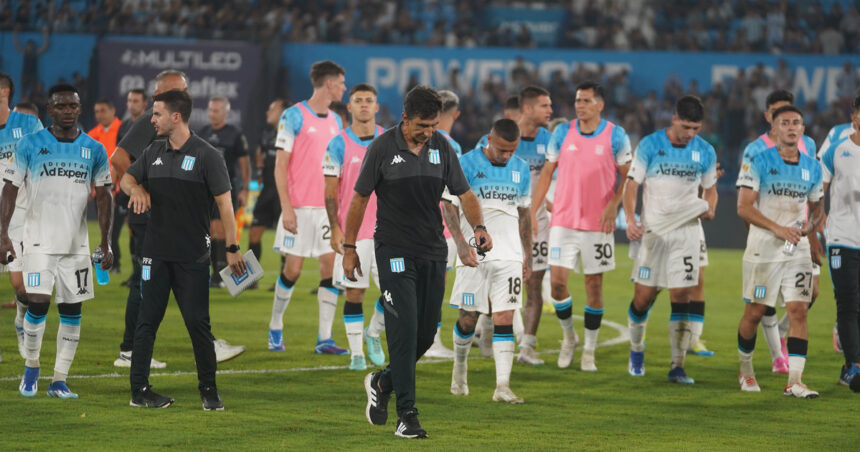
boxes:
[343,243,357,249]
[226,244,240,253]
[474,225,487,232]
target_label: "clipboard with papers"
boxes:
[219,250,265,297]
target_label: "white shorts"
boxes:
[530,210,550,272]
[812,263,820,277]
[1,223,24,273]
[698,221,709,267]
[22,253,94,303]
[633,221,699,289]
[548,226,615,275]
[446,238,457,270]
[742,258,814,307]
[273,207,333,258]
[333,239,380,290]
[449,260,522,314]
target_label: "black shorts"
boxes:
[252,185,281,228]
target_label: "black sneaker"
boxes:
[364,371,390,425]
[395,409,427,438]
[200,386,224,411]
[130,385,174,408]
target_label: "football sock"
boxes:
[583,306,603,351]
[453,322,474,378]
[366,298,385,337]
[521,333,538,351]
[317,278,339,341]
[343,302,364,357]
[689,300,705,345]
[628,301,650,352]
[433,321,445,347]
[786,337,808,386]
[552,296,574,334]
[249,241,262,261]
[669,302,691,369]
[493,324,515,387]
[54,304,82,383]
[512,309,524,342]
[23,302,49,368]
[269,274,294,330]
[477,314,494,337]
[761,307,783,361]
[777,313,790,337]
[738,331,757,378]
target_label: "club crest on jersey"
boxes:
[691,151,700,162]
[831,255,842,269]
[181,156,196,171]
[428,149,440,165]
[801,169,810,181]
[27,273,40,287]
[512,171,520,184]
[754,285,767,299]
[390,257,405,273]
[81,147,91,160]
[537,144,546,154]
[12,128,22,139]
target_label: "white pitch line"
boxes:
[0,316,628,382]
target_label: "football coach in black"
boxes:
[120,90,246,410]
[344,85,492,438]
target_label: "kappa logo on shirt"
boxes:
[152,157,164,166]
[566,144,577,151]
[657,150,666,156]
[308,126,317,134]
[350,156,361,164]
[391,155,405,165]
[38,147,51,155]
[330,127,337,135]
[475,171,487,179]
[383,290,394,306]
[842,151,852,157]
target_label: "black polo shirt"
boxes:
[117,110,158,225]
[355,123,470,261]
[197,123,248,188]
[126,133,232,263]
[259,125,277,189]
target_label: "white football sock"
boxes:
[788,355,806,386]
[23,310,47,368]
[269,278,293,330]
[584,327,600,352]
[343,308,364,357]
[761,314,783,361]
[317,285,339,341]
[54,314,81,382]
[493,336,515,387]
[738,350,755,379]
[366,299,386,337]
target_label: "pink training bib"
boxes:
[337,126,384,241]
[759,133,808,155]
[289,102,340,207]
[552,120,618,231]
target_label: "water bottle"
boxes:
[92,248,110,285]
[782,220,804,256]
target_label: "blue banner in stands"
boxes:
[282,43,860,115]
[481,7,566,47]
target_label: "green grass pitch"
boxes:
[0,224,856,450]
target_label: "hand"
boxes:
[522,259,532,281]
[343,248,362,281]
[0,235,15,265]
[237,189,249,208]
[128,186,151,214]
[456,241,478,267]
[774,225,802,244]
[226,247,247,276]
[599,202,618,233]
[329,225,344,254]
[97,243,114,270]
[281,206,297,234]
[699,208,715,221]
[474,227,493,254]
[626,220,643,241]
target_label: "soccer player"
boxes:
[248,99,286,270]
[623,95,717,384]
[324,83,387,370]
[471,95,521,152]
[424,89,461,360]
[739,89,818,373]
[0,83,114,399]
[12,102,39,117]
[270,60,347,354]
[445,118,531,403]
[736,105,824,397]
[820,95,860,391]
[0,71,43,362]
[198,97,251,287]
[532,82,631,370]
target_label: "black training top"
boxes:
[354,123,470,261]
[259,125,278,190]
[117,110,157,225]
[126,133,232,263]
[197,123,249,187]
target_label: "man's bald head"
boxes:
[154,70,188,95]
